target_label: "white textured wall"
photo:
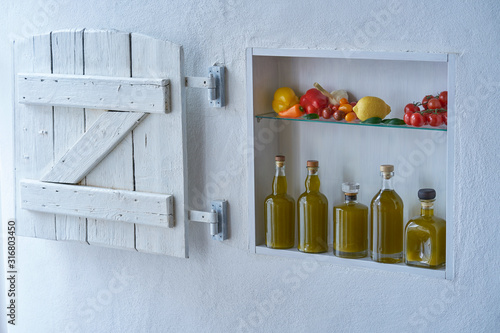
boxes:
[1,0,500,332]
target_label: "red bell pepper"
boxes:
[299,88,329,114]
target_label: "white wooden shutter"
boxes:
[14,29,188,258]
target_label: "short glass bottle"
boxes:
[370,164,404,263]
[264,155,295,249]
[333,182,368,259]
[298,160,328,253]
[405,189,446,269]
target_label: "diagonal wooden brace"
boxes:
[42,111,147,184]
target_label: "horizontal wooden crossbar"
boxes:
[17,73,170,113]
[20,179,174,227]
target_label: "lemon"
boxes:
[353,96,391,121]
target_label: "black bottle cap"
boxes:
[418,188,436,200]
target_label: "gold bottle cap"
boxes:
[275,155,285,162]
[307,160,319,167]
[380,164,394,172]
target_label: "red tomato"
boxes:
[427,98,442,110]
[422,95,434,110]
[404,112,413,125]
[442,111,448,125]
[423,113,431,125]
[320,107,332,119]
[411,113,425,127]
[439,91,448,107]
[333,110,345,121]
[428,114,443,127]
[405,103,420,114]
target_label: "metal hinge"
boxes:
[185,65,225,107]
[188,200,227,241]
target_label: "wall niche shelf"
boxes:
[255,111,447,132]
[247,48,455,280]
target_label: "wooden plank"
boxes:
[18,73,170,113]
[42,111,146,184]
[84,29,136,250]
[131,33,188,257]
[14,33,56,239]
[51,29,87,242]
[20,180,174,227]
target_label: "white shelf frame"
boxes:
[247,47,455,280]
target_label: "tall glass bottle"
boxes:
[333,182,368,258]
[264,155,295,249]
[298,160,328,253]
[405,189,446,269]
[370,165,404,263]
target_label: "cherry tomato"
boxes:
[423,113,431,125]
[411,113,424,127]
[404,112,413,125]
[439,91,448,107]
[422,95,434,110]
[350,101,357,107]
[345,112,357,122]
[339,98,349,105]
[333,110,345,121]
[428,114,443,127]
[339,104,353,113]
[427,98,442,110]
[320,107,332,119]
[405,103,420,114]
[442,111,448,125]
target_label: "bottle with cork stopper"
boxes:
[405,188,446,269]
[264,155,295,249]
[333,182,368,258]
[370,164,404,263]
[297,160,328,253]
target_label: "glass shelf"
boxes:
[255,112,447,132]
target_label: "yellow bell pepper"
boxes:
[272,87,300,113]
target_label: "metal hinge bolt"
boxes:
[188,200,228,241]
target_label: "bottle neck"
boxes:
[305,166,320,192]
[345,194,358,203]
[381,172,394,190]
[272,162,287,195]
[420,200,435,217]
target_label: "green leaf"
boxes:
[387,118,406,125]
[303,113,319,120]
[361,117,382,124]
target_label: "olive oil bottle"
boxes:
[264,155,295,249]
[333,182,368,258]
[370,165,404,263]
[405,189,446,269]
[298,160,328,253]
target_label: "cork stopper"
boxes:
[275,155,285,162]
[380,164,394,172]
[307,160,319,167]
